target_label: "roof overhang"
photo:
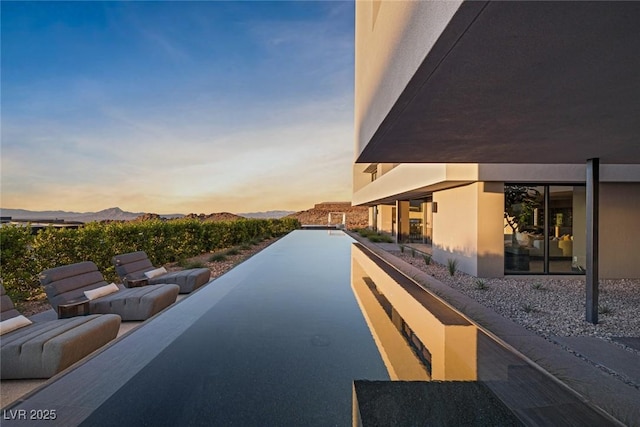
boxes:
[356,1,640,165]
[354,180,473,206]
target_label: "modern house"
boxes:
[352,0,640,297]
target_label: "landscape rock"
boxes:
[286,202,368,229]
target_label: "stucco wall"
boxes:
[573,187,587,270]
[478,164,640,183]
[599,183,640,278]
[433,183,480,276]
[352,163,475,206]
[476,182,506,277]
[353,163,373,194]
[355,0,462,158]
[397,200,410,241]
[432,182,505,278]
[377,204,395,235]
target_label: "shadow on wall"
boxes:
[432,244,504,278]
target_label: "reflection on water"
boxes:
[352,244,477,381]
[350,243,618,425]
[363,277,433,377]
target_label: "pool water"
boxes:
[81,230,389,426]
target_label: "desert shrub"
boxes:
[368,233,393,243]
[31,227,79,275]
[209,253,227,262]
[475,279,488,290]
[521,303,536,313]
[0,218,299,304]
[0,225,38,300]
[447,258,458,276]
[423,254,432,265]
[179,259,206,269]
[355,228,371,237]
[531,282,547,291]
[598,305,613,315]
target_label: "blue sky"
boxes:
[1,1,355,214]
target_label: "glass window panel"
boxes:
[504,185,545,274]
[549,186,585,274]
[504,184,585,275]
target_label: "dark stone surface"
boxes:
[353,380,522,426]
[612,336,640,352]
[553,336,640,385]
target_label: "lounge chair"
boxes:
[112,251,210,294]
[39,261,179,321]
[0,284,120,379]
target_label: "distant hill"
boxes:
[238,210,295,219]
[183,212,243,222]
[0,208,84,220]
[0,207,184,223]
[285,202,368,229]
[1,207,320,224]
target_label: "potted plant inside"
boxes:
[504,185,543,271]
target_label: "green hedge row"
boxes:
[0,218,300,300]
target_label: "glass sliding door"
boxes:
[409,199,424,242]
[548,186,586,273]
[504,184,585,275]
[504,185,545,273]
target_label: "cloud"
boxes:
[2,90,354,213]
[1,2,355,214]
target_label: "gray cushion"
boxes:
[147,269,211,293]
[40,261,179,321]
[39,261,108,310]
[1,314,121,379]
[112,251,154,281]
[89,285,179,321]
[0,285,21,321]
[1,284,121,379]
[113,251,210,293]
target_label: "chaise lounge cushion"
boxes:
[39,261,179,321]
[113,251,210,294]
[0,285,121,379]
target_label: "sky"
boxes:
[1,1,355,215]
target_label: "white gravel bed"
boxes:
[392,251,640,343]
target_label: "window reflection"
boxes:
[504,184,585,275]
[351,245,477,381]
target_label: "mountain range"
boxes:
[0,207,295,223]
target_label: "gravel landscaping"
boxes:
[392,249,640,344]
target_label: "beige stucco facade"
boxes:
[354,1,463,158]
[599,183,640,278]
[354,161,640,278]
[352,1,640,279]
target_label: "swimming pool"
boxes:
[5,230,389,426]
[4,230,618,425]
